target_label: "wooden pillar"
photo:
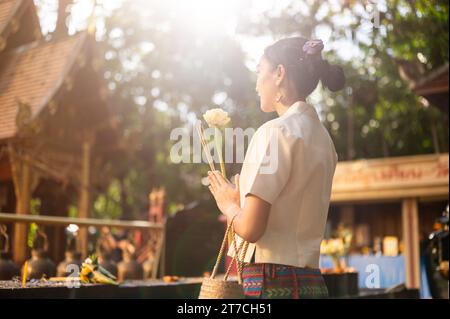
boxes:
[8,144,36,265]
[148,188,166,278]
[12,160,31,264]
[159,224,166,278]
[346,99,355,160]
[77,139,92,259]
[402,198,421,289]
[340,205,355,226]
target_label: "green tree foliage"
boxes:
[91,0,268,219]
[240,0,448,160]
[35,0,449,219]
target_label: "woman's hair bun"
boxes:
[264,36,346,96]
[318,60,346,92]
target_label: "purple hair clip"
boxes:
[302,39,324,56]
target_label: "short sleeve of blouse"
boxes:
[242,125,299,205]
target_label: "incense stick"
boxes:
[22,261,28,288]
[195,122,216,172]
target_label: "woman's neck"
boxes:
[274,97,305,117]
[274,103,289,117]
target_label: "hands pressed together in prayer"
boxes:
[207,170,271,243]
[207,170,241,219]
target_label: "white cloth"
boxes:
[228,100,338,268]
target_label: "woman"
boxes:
[207,36,345,299]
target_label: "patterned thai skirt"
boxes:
[242,263,329,299]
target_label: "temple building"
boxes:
[0,0,120,264]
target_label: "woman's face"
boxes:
[255,56,279,113]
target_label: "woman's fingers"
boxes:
[212,170,227,186]
[234,174,240,192]
[208,173,221,196]
[208,185,216,197]
[208,170,222,187]
[208,172,217,189]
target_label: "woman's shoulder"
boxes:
[252,118,302,146]
[257,116,303,140]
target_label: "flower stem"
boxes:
[214,127,227,179]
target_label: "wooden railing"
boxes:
[0,212,166,278]
[0,212,163,230]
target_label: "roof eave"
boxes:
[0,0,42,52]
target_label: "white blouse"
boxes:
[228,100,338,269]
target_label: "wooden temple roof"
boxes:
[0,0,16,33]
[412,63,449,113]
[413,63,449,96]
[0,32,88,141]
[0,0,41,52]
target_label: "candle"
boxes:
[383,236,399,256]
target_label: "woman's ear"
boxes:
[275,64,286,86]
